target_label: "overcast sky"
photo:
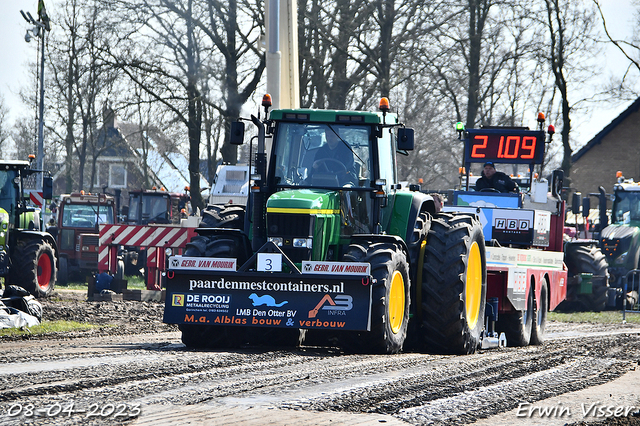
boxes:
[0,0,638,146]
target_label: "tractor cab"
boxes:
[125,189,189,225]
[230,97,417,264]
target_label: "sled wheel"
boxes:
[499,283,534,347]
[531,277,549,345]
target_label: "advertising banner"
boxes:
[163,271,373,331]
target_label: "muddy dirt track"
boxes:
[1,290,640,426]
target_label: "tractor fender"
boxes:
[403,192,440,244]
[349,234,409,259]
[387,191,439,244]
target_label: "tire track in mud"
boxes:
[0,330,638,425]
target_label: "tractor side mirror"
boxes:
[42,176,53,200]
[551,169,563,199]
[571,192,581,215]
[397,128,414,151]
[230,121,245,145]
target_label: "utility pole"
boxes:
[21,1,51,186]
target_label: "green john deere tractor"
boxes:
[0,160,57,297]
[164,96,488,354]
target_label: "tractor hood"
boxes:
[600,223,640,267]
[266,189,340,213]
[601,223,640,241]
[265,189,341,262]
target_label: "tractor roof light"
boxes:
[262,93,273,117]
[379,97,390,112]
[262,94,272,108]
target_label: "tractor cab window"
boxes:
[612,191,640,223]
[0,171,17,219]
[273,123,372,188]
[377,127,397,192]
[143,195,170,223]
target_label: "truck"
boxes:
[162,98,564,354]
[54,192,116,284]
[449,117,568,345]
[0,160,57,297]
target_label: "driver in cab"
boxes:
[475,161,518,193]
[311,129,356,184]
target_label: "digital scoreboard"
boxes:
[464,128,545,165]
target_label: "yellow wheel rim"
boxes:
[389,270,405,334]
[465,242,482,329]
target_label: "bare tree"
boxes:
[0,95,9,154]
[541,0,599,179]
[593,0,640,93]
[46,0,120,192]
[105,0,264,210]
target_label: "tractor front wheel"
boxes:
[340,241,410,354]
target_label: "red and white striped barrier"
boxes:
[99,224,197,290]
[29,191,44,207]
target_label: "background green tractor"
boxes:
[177,97,486,354]
[0,160,57,297]
[596,175,640,308]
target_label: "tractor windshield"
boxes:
[612,190,640,223]
[0,170,17,218]
[129,193,170,224]
[273,123,372,188]
[61,204,114,228]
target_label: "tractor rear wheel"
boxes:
[200,204,245,228]
[340,241,410,354]
[421,212,486,354]
[11,240,56,297]
[499,284,534,346]
[531,277,549,345]
[563,244,609,311]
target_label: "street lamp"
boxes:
[20,8,49,187]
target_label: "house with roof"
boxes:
[570,97,640,198]
[52,108,208,205]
